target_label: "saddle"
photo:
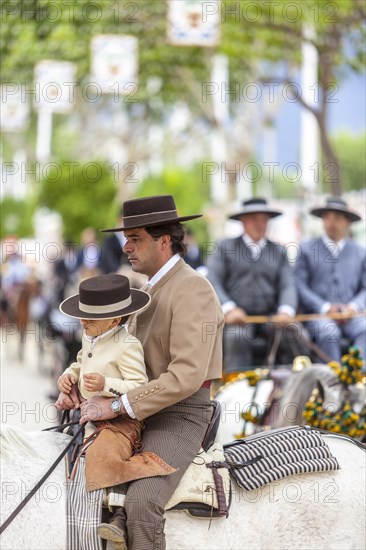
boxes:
[67,401,230,526]
[165,401,230,519]
[202,400,221,452]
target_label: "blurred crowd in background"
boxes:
[1,1,365,404]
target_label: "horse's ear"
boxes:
[316,380,325,401]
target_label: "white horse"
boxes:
[1,424,365,550]
[215,364,365,444]
[215,368,290,444]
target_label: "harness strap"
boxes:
[205,463,229,518]
[294,330,334,364]
[0,425,84,534]
[42,420,80,432]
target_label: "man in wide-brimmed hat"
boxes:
[295,197,365,362]
[206,197,307,373]
[79,195,224,550]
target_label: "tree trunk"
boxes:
[317,112,342,196]
[317,39,342,197]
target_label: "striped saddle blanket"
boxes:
[223,425,340,491]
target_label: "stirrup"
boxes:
[97,523,127,548]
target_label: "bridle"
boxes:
[0,419,84,534]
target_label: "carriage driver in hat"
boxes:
[78,195,224,550]
[294,197,366,362]
[206,198,308,373]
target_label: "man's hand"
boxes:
[57,373,76,394]
[272,313,293,326]
[225,307,247,325]
[328,303,345,313]
[329,303,357,324]
[83,373,105,392]
[79,395,127,424]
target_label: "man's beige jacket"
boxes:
[128,259,224,420]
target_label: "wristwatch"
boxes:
[110,398,122,415]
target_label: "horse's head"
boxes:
[315,369,365,415]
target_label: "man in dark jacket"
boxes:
[207,198,304,373]
[98,210,129,274]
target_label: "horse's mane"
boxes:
[282,364,336,404]
[273,365,339,428]
[0,424,42,460]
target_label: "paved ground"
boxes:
[1,325,60,432]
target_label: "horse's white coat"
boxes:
[215,378,275,444]
[1,425,365,550]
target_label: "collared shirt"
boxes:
[322,236,346,257]
[242,234,267,258]
[320,237,358,313]
[222,235,295,317]
[83,325,120,350]
[122,253,181,418]
[147,254,181,287]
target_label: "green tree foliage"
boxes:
[2,1,364,108]
[0,0,211,104]
[136,165,211,244]
[37,161,117,238]
[0,197,35,239]
[1,0,365,195]
[331,133,366,192]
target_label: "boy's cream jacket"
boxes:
[63,325,147,399]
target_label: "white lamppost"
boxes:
[91,34,138,201]
[0,84,30,199]
[34,60,76,163]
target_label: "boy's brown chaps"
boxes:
[84,416,176,491]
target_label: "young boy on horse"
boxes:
[55,273,175,545]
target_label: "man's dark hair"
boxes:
[145,223,187,256]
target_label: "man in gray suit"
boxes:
[207,198,304,373]
[295,197,366,362]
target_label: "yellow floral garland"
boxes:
[303,347,365,439]
[223,369,267,387]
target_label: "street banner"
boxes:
[167,0,220,46]
[0,85,30,131]
[91,35,138,94]
[34,60,76,113]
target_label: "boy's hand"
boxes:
[57,373,76,394]
[83,372,105,392]
[54,386,81,411]
[55,391,76,411]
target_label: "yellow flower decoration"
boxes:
[302,347,365,440]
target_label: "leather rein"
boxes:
[0,421,84,534]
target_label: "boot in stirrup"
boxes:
[97,507,127,549]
